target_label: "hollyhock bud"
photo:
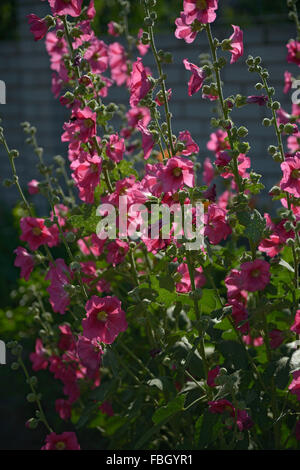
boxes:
[27,14,48,41]
[183,59,206,96]
[82,295,127,344]
[28,179,39,195]
[246,95,268,106]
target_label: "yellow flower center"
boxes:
[197,0,207,10]
[84,118,94,129]
[173,167,182,177]
[55,441,66,450]
[291,169,300,179]
[251,269,260,278]
[97,310,108,322]
[32,227,42,236]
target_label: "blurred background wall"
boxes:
[0,0,296,209]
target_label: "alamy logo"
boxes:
[0,340,6,364]
[291,79,300,105]
[0,80,6,104]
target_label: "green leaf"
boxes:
[152,395,185,425]
[279,259,295,273]
[237,209,266,244]
[218,340,248,369]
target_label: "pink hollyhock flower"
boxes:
[20,217,56,251]
[48,0,83,17]
[27,14,48,41]
[106,134,125,163]
[77,336,103,377]
[108,42,130,87]
[183,0,219,25]
[242,334,264,347]
[72,155,102,204]
[87,0,96,19]
[225,269,247,303]
[42,431,80,450]
[183,59,206,96]
[287,40,300,66]
[236,409,254,431]
[204,204,232,245]
[45,259,71,315]
[14,247,34,281]
[240,259,270,292]
[203,157,214,185]
[28,179,39,195]
[208,400,253,431]
[137,29,150,56]
[58,324,76,352]
[207,366,220,387]
[160,156,194,194]
[126,106,151,129]
[228,25,243,64]
[175,12,199,43]
[62,107,96,144]
[175,263,206,293]
[246,95,268,106]
[207,130,230,153]
[276,108,292,125]
[130,57,152,107]
[284,71,293,94]
[106,240,129,267]
[215,150,231,168]
[208,399,234,415]
[289,370,300,400]
[280,154,300,197]
[30,339,48,371]
[287,132,300,153]
[108,21,120,37]
[100,401,114,417]
[229,299,249,333]
[203,183,216,202]
[291,310,300,334]
[269,329,284,349]
[137,122,155,160]
[82,296,127,343]
[178,130,199,156]
[84,39,108,74]
[55,399,72,421]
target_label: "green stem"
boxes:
[205,24,243,193]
